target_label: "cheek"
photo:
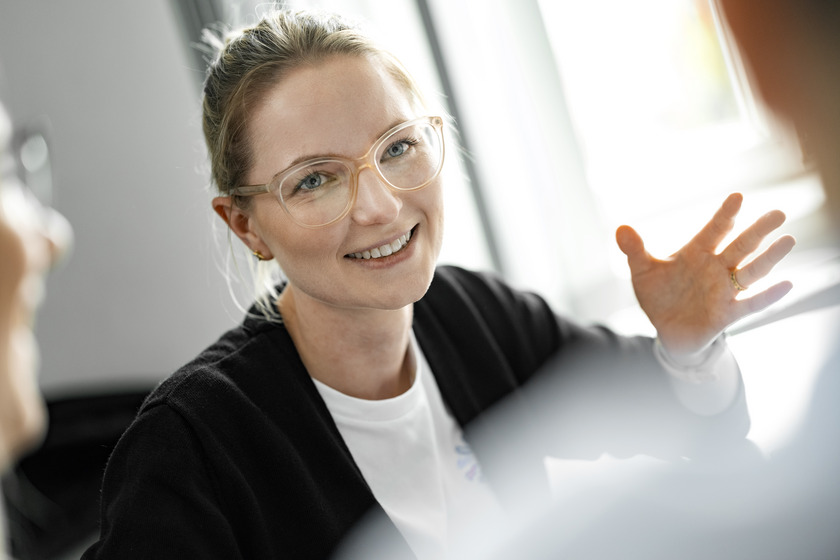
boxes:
[0,221,28,318]
[416,180,445,243]
[433,183,445,223]
[254,208,344,274]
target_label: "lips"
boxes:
[346,227,413,260]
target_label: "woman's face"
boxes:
[239,55,444,312]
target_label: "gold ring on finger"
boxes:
[730,269,747,291]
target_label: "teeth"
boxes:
[348,230,413,260]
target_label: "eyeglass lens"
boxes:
[277,119,442,226]
[18,131,53,208]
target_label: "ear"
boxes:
[212,196,274,260]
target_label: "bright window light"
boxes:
[536,0,810,255]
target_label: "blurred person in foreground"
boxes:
[424,2,840,559]
[0,96,72,555]
[725,0,840,211]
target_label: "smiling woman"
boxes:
[82,8,795,560]
[213,54,446,327]
[212,53,447,397]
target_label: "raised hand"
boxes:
[616,193,796,358]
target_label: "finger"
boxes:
[689,193,743,251]
[615,225,651,273]
[733,234,796,288]
[732,280,794,319]
[719,209,787,269]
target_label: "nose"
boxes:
[349,167,401,225]
[39,206,73,267]
[10,201,74,278]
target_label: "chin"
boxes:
[374,260,437,310]
[379,271,435,310]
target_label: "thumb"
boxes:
[615,225,646,259]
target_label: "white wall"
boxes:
[0,0,245,394]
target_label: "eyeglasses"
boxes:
[1,118,54,216]
[232,116,445,228]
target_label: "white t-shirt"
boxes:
[312,332,500,559]
[313,331,738,557]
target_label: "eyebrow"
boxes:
[267,117,410,181]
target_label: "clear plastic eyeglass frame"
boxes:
[1,119,54,222]
[231,115,445,228]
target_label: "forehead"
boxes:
[0,104,12,189]
[246,55,418,178]
[0,105,13,214]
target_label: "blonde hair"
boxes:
[201,9,428,318]
[202,9,425,198]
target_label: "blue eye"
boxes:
[296,172,328,191]
[382,137,419,161]
[281,161,348,201]
[386,142,408,158]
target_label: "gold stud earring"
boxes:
[252,250,267,261]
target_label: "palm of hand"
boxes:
[617,193,795,357]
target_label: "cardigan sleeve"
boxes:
[81,403,243,560]
[417,266,753,504]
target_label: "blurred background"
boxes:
[1,0,837,558]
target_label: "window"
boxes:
[537,0,820,268]
[425,0,826,326]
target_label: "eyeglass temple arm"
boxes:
[231,184,271,196]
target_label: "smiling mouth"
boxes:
[346,227,415,260]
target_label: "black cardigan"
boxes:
[83,266,749,559]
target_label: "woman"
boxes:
[83,9,794,559]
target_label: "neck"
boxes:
[278,285,416,400]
